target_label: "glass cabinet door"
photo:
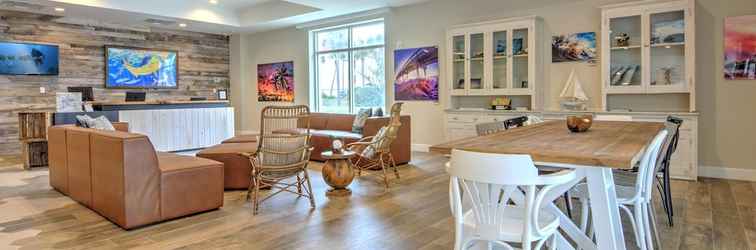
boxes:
[608,15,643,88]
[452,35,465,92]
[492,30,508,91]
[469,33,485,90]
[649,10,686,88]
[512,28,529,89]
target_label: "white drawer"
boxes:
[447,114,484,124]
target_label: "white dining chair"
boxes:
[571,129,668,250]
[594,114,633,121]
[447,149,578,250]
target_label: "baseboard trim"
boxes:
[411,143,431,152]
[699,166,756,181]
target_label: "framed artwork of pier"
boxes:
[393,46,439,101]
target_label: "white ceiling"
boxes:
[0,0,430,34]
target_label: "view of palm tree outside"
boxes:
[314,21,385,113]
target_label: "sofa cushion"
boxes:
[311,129,363,141]
[325,114,355,131]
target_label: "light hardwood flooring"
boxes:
[0,152,754,250]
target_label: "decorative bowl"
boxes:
[566,115,593,133]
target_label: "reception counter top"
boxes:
[92,100,230,111]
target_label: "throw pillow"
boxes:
[75,115,94,128]
[89,116,116,131]
[352,108,372,134]
[373,107,384,117]
[362,126,387,159]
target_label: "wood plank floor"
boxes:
[0,152,753,250]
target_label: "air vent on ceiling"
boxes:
[144,18,176,26]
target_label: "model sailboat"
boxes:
[560,69,589,111]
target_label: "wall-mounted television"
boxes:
[105,46,178,89]
[0,41,59,75]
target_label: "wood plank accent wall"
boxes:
[0,10,230,155]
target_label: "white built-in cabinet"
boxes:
[600,0,696,111]
[447,16,543,109]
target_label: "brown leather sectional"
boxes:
[47,124,224,229]
[302,113,411,164]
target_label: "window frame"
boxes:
[311,19,385,114]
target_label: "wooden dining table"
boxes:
[430,120,665,250]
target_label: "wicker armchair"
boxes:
[244,105,315,215]
[347,103,403,189]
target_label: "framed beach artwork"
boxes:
[552,32,597,63]
[724,15,756,80]
[257,61,294,102]
[393,46,439,101]
[105,46,178,89]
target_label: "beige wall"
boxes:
[231,0,756,171]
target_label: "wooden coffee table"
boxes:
[321,150,356,196]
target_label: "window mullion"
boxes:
[348,26,354,114]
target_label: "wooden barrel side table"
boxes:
[321,150,356,196]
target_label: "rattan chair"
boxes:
[244,105,315,215]
[347,102,403,189]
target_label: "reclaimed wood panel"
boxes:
[0,9,230,155]
[429,120,665,169]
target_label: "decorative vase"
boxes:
[566,115,593,133]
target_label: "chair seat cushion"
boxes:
[461,207,559,242]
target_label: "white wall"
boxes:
[231,0,756,172]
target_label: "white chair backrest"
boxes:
[595,114,633,121]
[636,129,669,202]
[447,149,576,242]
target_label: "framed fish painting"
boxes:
[105,46,178,89]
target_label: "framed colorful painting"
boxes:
[552,32,597,63]
[724,15,756,80]
[257,61,294,102]
[393,46,439,101]
[105,46,178,89]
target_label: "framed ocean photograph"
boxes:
[394,46,439,101]
[0,41,59,75]
[105,46,178,89]
[552,32,597,63]
[724,15,756,80]
[257,61,294,102]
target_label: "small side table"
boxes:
[321,150,356,196]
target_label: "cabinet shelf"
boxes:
[650,42,685,48]
[610,45,641,50]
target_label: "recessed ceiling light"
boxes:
[179,23,187,28]
[54,7,65,12]
[209,0,218,4]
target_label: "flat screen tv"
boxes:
[0,41,59,75]
[105,46,178,89]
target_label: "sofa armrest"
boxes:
[112,122,129,132]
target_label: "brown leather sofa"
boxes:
[301,113,411,164]
[47,124,224,229]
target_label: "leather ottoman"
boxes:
[221,134,258,144]
[196,143,257,189]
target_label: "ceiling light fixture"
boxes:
[179,23,188,28]
[209,0,218,4]
[54,7,65,12]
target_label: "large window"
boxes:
[312,20,385,113]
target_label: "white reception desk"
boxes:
[94,101,235,152]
